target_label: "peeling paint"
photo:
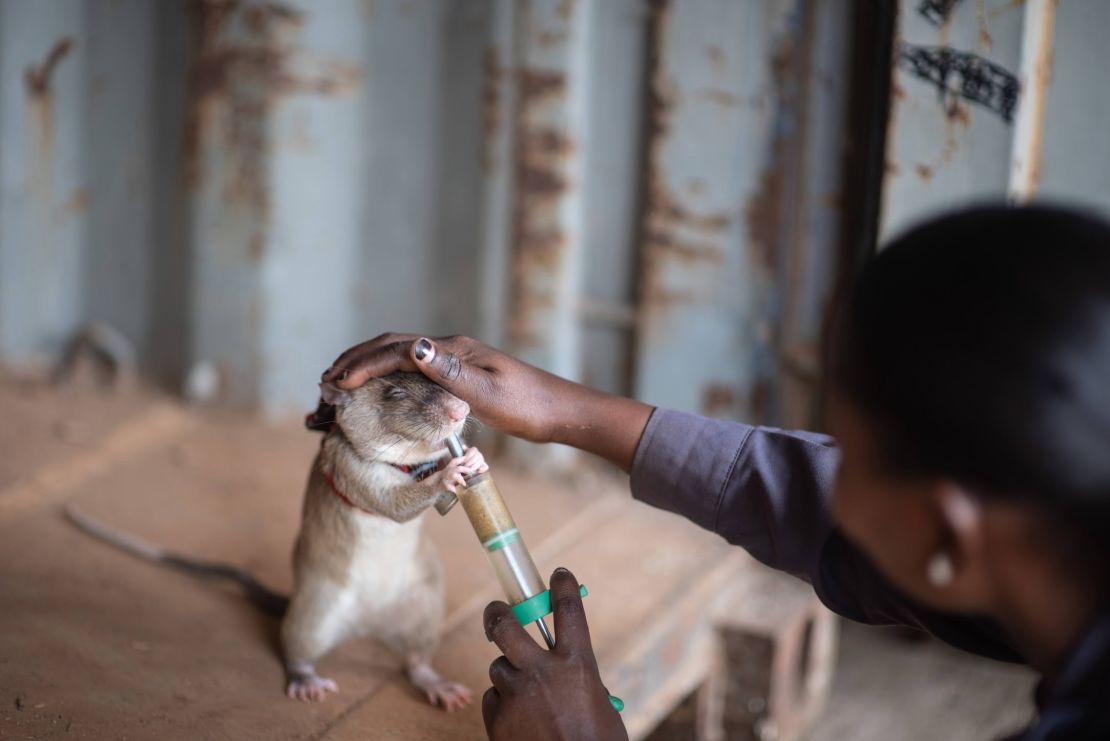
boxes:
[183,0,362,259]
[24,37,74,97]
[481,48,501,172]
[701,383,737,418]
[64,188,91,214]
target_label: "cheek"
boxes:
[832,460,934,594]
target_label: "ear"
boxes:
[931,483,990,607]
[319,381,352,407]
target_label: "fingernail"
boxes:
[484,616,499,641]
[338,369,349,381]
[553,567,570,576]
[414,338,434,362]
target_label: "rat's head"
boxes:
[318,373,470,461]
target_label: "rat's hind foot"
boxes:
[406,660,472,712]
[286,666,339,702]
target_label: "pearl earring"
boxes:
[927,552,954,588]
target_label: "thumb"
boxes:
[410,337,467,392]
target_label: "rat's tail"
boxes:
[65,504,289,617]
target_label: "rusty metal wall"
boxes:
[0,0,880,424]
[881,0,1110,239]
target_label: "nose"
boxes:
[446,401,470,422]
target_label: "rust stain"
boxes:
[892,81,907,100]
[182,0,361,262]
[25,37,74,97]
[518,68,565,101]
[705,44,725,70]
[642,230,724,264]
[749,378,773,425]
[744,163,785,272]
[647,182,731,232]
[535,30,565,48]
[701,384,737,418]
[885,160,901,176]
[63,188,90,214]
[743,28,807,275]
[507,61,572,348]
[989,0,1025,18]
[976,0,993,52]
[915,163,934,181]
[697,88,740,108]
[481,48,501,173]
[946,98,971,127]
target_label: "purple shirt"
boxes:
[629,409,1110,741]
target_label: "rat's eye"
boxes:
[383,386,408,401]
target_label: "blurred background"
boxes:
[1,1,1108,739]
[1,0,1102,423]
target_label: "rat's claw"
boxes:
[287,674,338,703]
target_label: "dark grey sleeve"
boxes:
[629,407,839,582]
[629,407,1024,662]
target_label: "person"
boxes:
[320,204,1110,741]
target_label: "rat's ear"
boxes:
[319,381,352,407]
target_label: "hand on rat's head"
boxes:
[322,334,563,444]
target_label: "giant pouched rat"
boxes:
[67,372,484,710]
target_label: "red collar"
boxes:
[323,460,440,515]
[323,472,378,516]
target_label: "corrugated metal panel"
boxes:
[881,0,1026,241]
[20,0,1109,427]
[0,1,89,362]
[631,0,850,427]
[1035,0,1110,212]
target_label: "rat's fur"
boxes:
[283,373,474,708]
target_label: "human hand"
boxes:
[481,568,627,741]
[321,334,652,471]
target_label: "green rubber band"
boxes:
[502,584,622,713]
[481,528,520,552]
[510,584,588,625]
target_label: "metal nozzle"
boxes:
[446,433,466,459]
[433,434,467,517]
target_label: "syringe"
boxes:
[436,434,556,647]
[434,433,623,712]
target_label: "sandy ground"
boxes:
[0,375,1036,740]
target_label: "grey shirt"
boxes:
[629,408,1110,740]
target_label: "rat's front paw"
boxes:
[438,446,489,493]
[286,673,339,702]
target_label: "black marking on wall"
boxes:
[918,0,963,25]
[898,44,1020,123]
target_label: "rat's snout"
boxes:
[444,398,470,423]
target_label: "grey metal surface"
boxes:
[2,0,1104,424]
[881,0,1026,242]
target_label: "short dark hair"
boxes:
[832,204,1110,574]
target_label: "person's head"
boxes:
[828,204,1110,617]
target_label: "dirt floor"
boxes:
[0,375,1036,740]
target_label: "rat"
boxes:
[66,372,484,711]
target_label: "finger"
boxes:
[487,656,517,692]
[484,601,546,668]
[481,687,501,735]
[410,338,488,401]
[326,334,421,389]
[550,567,594,657]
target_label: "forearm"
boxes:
[540,375,653,473]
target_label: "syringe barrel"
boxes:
[457,471,546,604]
